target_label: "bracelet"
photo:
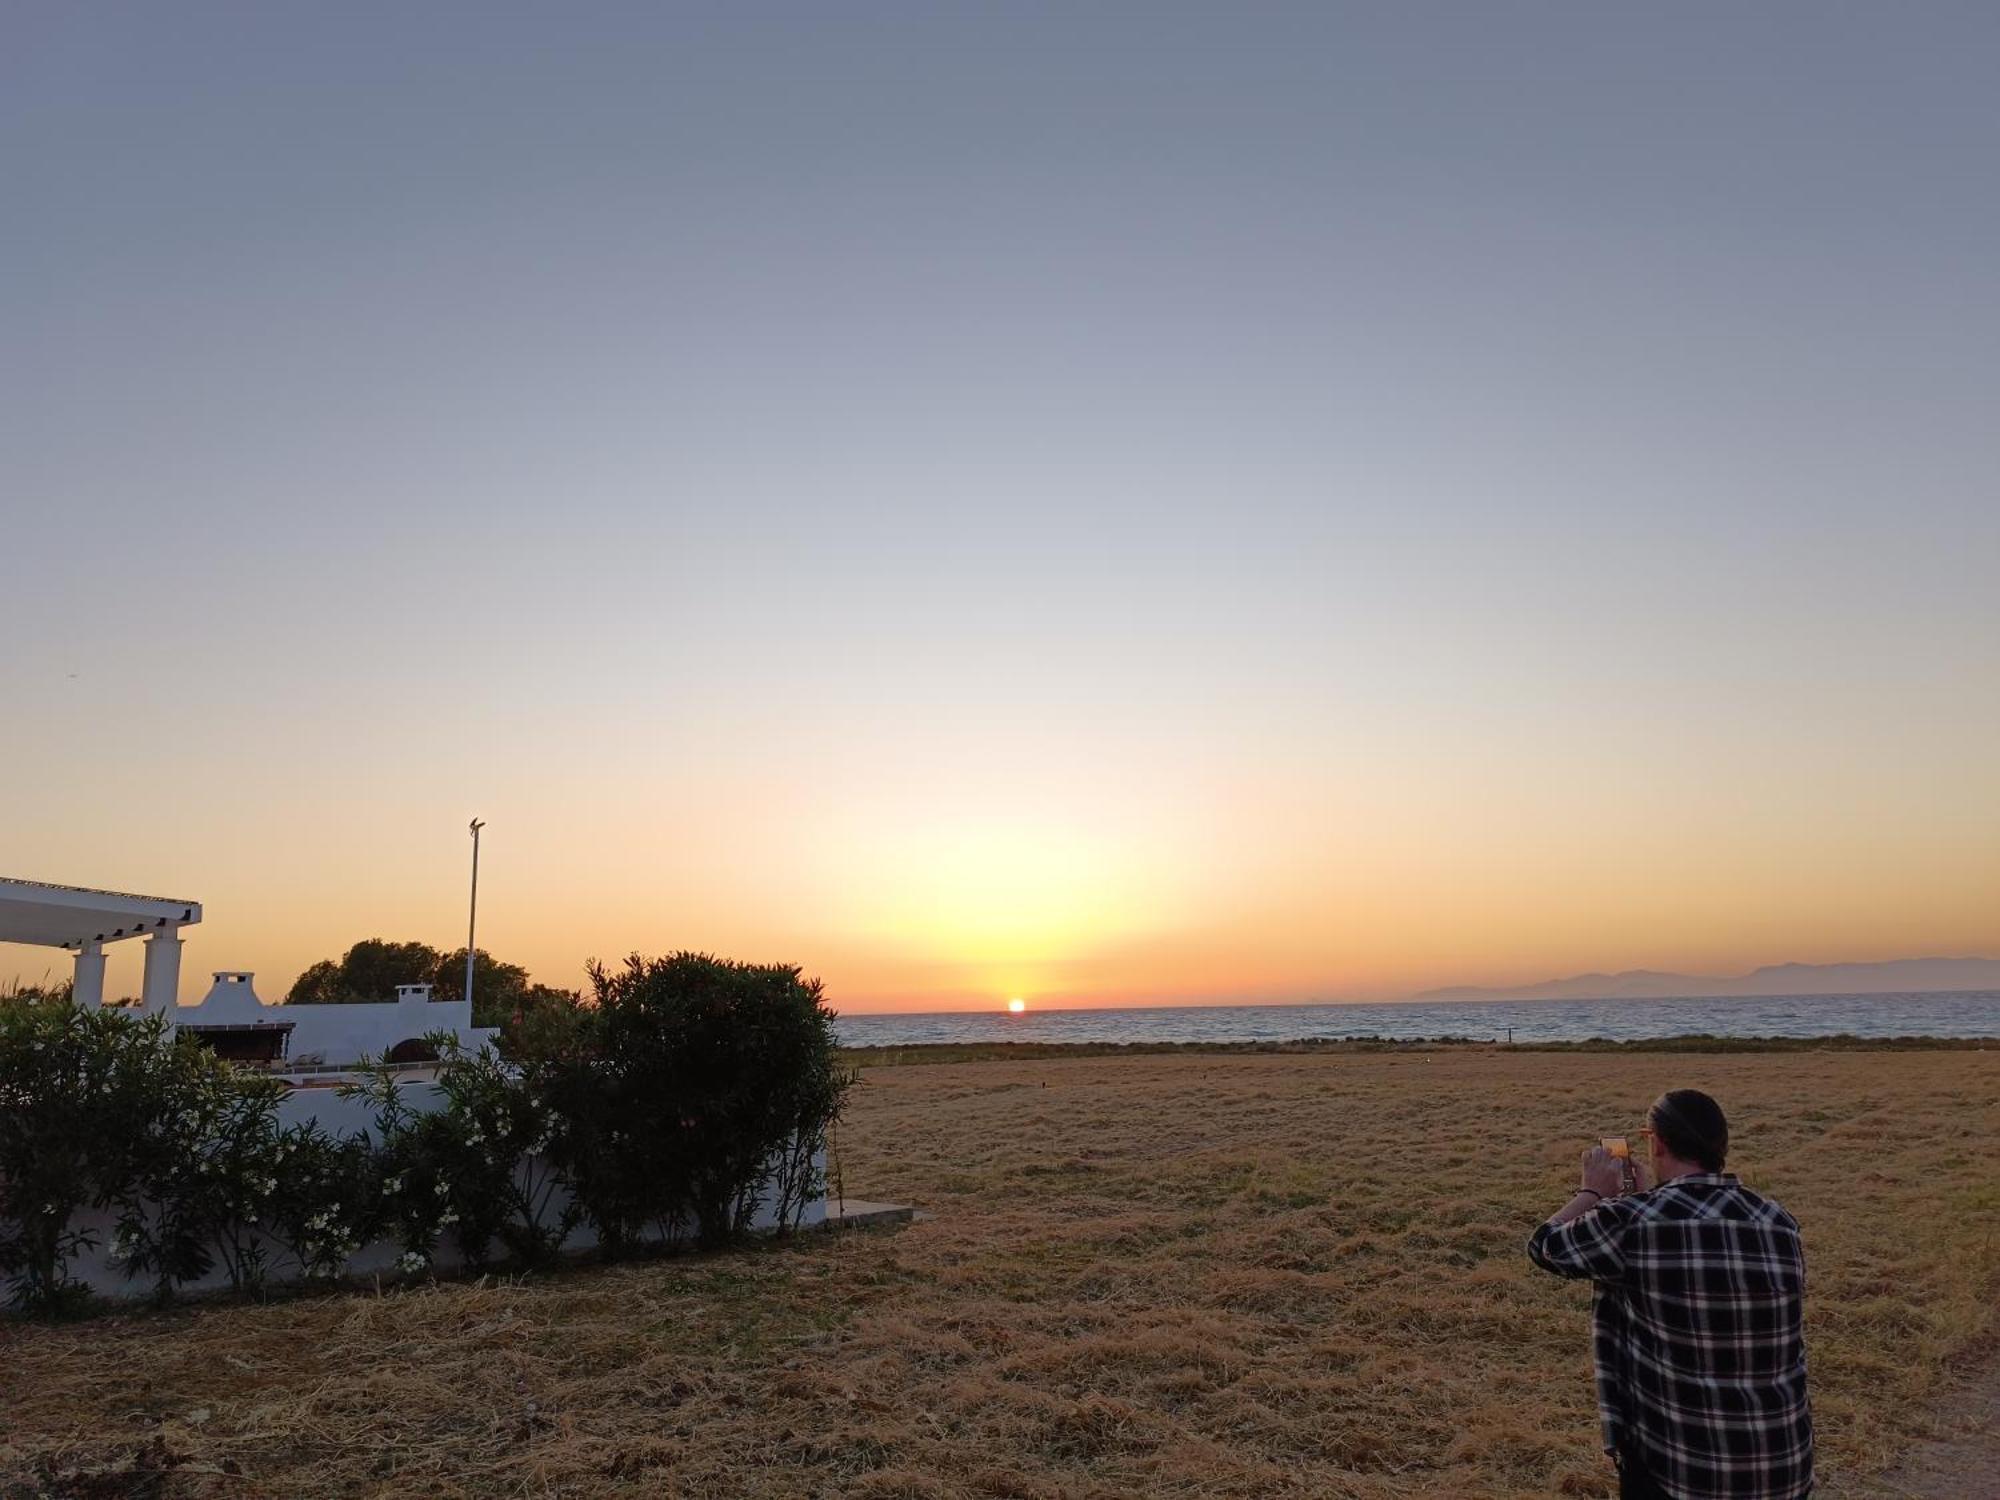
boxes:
[1577,1188,1603,1202]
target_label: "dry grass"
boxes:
[3,1049,1995,1498]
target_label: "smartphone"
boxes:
[1599,1136,1638,1193]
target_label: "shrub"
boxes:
[4,948,851,1313]
[111,1053,291,1301]
[548,953,853,1251]
[338,1062,465,1277]
[1,999,277,1308]
[0,996,138,1312]
[341,1036,574,1274]
[0,996,362,1307]
[259,1123,377,1283]
[430,1035,573,1269]
[0,998,253,1312]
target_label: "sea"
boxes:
[834,990,2000,1049]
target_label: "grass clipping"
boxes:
[3,1048,1995,1498]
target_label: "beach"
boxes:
[4,1045,1994,1498]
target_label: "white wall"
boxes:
[65,1080,826,1300]
[172,973,496,1069]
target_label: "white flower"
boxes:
[438,1209,459,1227]
[397,1251,427,1274]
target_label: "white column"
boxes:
[73,941,107,1008]
[141,928,184,1015]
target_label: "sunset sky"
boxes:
[5,6,1997,1012]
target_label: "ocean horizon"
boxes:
[834,989,2000,1048]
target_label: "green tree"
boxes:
[426,948,538,1029]
[282,959,348,1006]
[285,940,574,1028]
[285,940,443,1005]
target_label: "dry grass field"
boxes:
[3,1047,1995,1499]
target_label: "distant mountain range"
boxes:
[1411,957,2000,1004]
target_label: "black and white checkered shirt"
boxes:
[1528,1173,1814,1500]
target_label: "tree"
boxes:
[285,940,443,1006]
[283,959,347,1006]
[285,940,575,1028]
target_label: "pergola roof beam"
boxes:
[0,877,203,950]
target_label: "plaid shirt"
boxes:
[1528,1174,1814,1500]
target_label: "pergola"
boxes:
[0,876,202,1011]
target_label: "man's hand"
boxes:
[1581,1146,1626,1200]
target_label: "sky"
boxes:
[4,5,1997,1013]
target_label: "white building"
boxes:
[175,971,496,1073]
[0,875,200,1013]
[0,875,493,1074]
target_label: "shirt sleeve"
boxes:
[1527,1196,1639,1284]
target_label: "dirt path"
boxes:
[1833,1367,2000,1498]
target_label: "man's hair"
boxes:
[1650,1088,1729,1172]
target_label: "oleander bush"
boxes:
[1,952,852,1315]
[340,1035,574,1274]
[0,994,364,1310]
[109,1052,293,1301]
[537,952,855,1252]
[0,993,165,1313]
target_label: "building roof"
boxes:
[0,876,203,949]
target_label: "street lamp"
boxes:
[466,818,485,1012]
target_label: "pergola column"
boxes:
[73,940,107,1008]
[142,927,184,1015]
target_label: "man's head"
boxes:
[1648,1088,1729,1178]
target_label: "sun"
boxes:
[1007,998,1027,1013]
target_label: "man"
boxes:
[1527,1089,1814,1500]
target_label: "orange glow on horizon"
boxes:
[4,678,1997,1012]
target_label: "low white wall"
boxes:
[66,1081,826,1300]
[171,975,495,1069]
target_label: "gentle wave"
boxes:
[835,990,2000,1048]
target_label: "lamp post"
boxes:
[466,818,485,1012]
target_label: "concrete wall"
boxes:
[174,973,496,1068]
[66,1079,826,1301]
